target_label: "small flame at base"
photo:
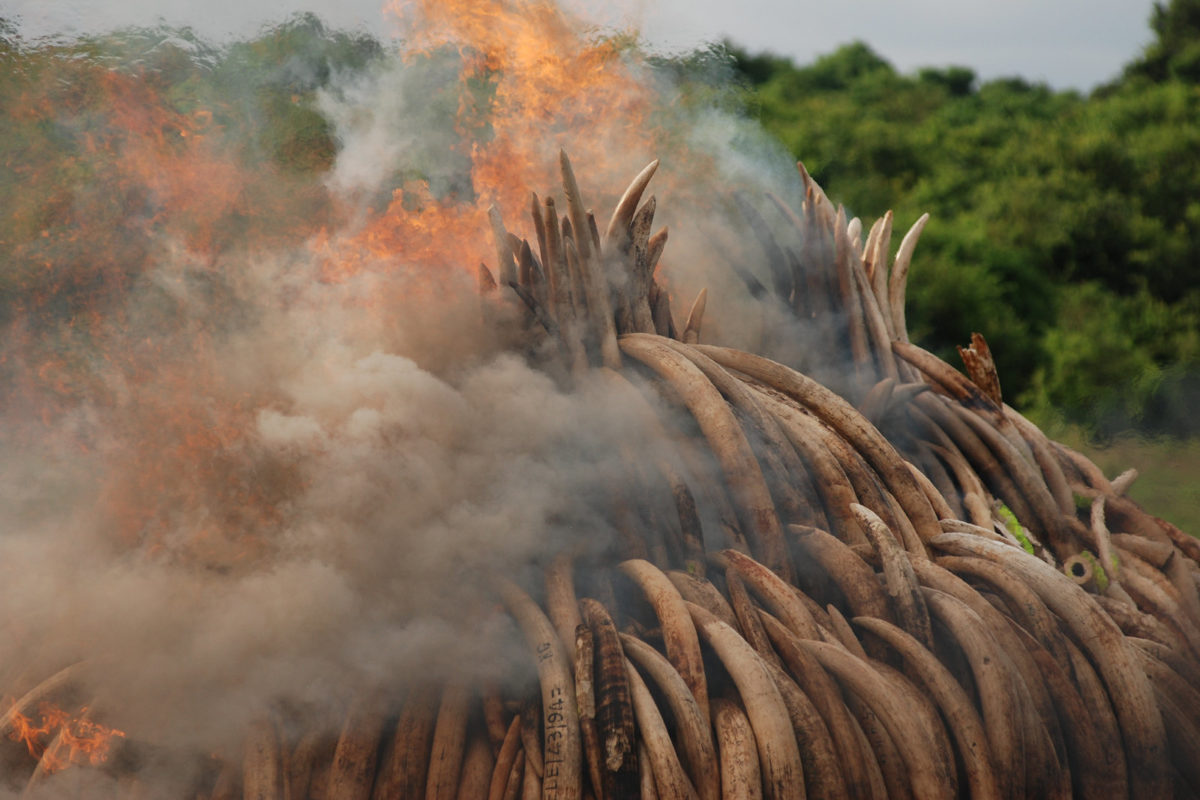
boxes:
[6,701,126,774]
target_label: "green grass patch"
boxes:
[1063,431,1200,535]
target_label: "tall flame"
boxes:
[321,0,657,284]
[0,0,717,605]
[0,0,749,779]
[0,0,695,612]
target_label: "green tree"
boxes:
[726,30,1200,437]
[1125,0,1200,82]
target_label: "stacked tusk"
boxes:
[41,154,1200,800]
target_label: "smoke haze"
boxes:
[0,0,825,792]
[0,0,1158,90]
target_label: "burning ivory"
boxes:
[5,153,1199,800]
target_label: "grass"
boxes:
[1065,433,1200,536]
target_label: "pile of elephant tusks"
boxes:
[28,153,1200,800]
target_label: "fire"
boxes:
[321,0,657,285]
[1,38,333,567]
[0,0,684,772]
[6,701,126,774]
[0,0,728,606]
[0,0,689,597]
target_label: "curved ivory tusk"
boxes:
[667,569,740,628]
[426,682,473,800]
[921,588,1025,799]
[624,657,700,800]
[851,503,934,651]
[761,657,850,800]
[757,611,885,800]
[682,288,707,345]
[853,616,1001,800]
[546,553,584,657]
[793,639,954,800]
[328,691,388,800]
[887,213,929,345]
[621,634,720,800]
[686,603,804,800]
[456,732,496,800]
[712,697,764,800]
[604,159,660,248]
[488,716,524,800]
[619,335,786,574]
[692,345,941,549]
[242,717,283,800]
[930,531,1170,798]
[373,689,439,799]
[718,549,820,640]
[619,559,710,724]
[494,577,583,800]
[790,526,893,624]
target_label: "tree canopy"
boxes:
[1,3,1197,439]
[727,1,1200,437]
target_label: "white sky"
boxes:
[1,0,1159,91]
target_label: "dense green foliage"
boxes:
[728,0,1200,438]
[1126,0,1200,82]
[2,3,1198,440]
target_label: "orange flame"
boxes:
[2,51,327,566]
[4,0,672,567]
[7,702,126,773]
[321,0,657,286]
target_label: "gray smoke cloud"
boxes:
[1,240,680,794]
[0,3,825,795]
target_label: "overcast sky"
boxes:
[1,0,1159,91]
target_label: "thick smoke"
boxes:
[1,240,681,791]
[0,1,825,793]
